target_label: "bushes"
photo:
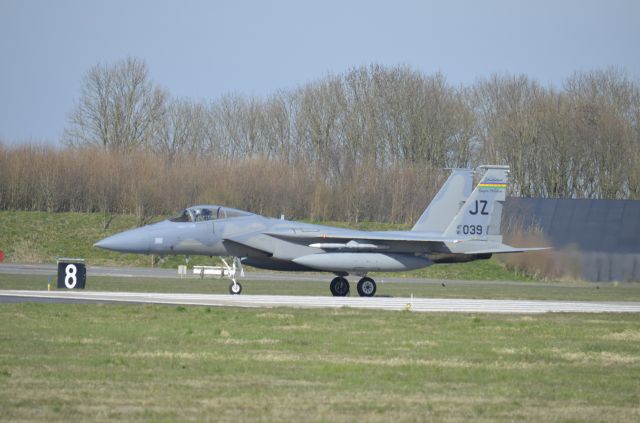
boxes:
[0,145,444,224]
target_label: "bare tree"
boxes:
[154,99,208,162]
[63,57,166,152]
[5,60,640,227]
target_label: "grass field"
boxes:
[0,210,534,281]
[2,211,639,421]
[1,302,639,422]
[0,211,150,267]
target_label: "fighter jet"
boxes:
[94,165,546,296]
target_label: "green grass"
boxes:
[0,303,639,422]
[0,210,150,266]
[390,257,533,281]
[3,273,640,302]
[0,210,533,281]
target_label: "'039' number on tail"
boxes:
[457,225,483,235]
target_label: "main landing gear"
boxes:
[330,277,350,296]
[330,276,377,297]
[356,277,376,297]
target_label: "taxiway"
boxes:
[2,289,640,313]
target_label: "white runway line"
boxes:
[2,290,640,313]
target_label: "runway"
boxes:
[2,289,640,313]
[0,262,439,283]
[0,263,584,288]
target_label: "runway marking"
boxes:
[2,290,640,313]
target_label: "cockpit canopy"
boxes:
[169,205,253,223]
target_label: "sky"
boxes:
[1,0,639,144]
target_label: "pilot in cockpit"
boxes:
[200,208,212,221]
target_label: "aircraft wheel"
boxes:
[357,277,377,297]
[330,277,350,296]
[229,281,243,295]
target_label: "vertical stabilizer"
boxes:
[411,169,473,233]
[443,165,509,240]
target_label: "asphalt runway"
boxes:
[4,263,640,313]
[2,289,640,313]
[1,263,181,279]
[0,263,583,288]
[0,262,436,283]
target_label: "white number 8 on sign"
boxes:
[64,264,77,289]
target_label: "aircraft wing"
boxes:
[265,229,461,243]
[264,230,550,255]
[263,229,468,253]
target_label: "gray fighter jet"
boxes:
[95,165,546,296]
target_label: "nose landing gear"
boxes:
[221,257,244,295]
[229,280,243,295]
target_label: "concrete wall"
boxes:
[504,198,640,282]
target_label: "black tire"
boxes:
[229,281,242,295]
[357,277,377,297]
[330,277,350,296]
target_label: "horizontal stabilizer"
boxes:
[461,246,551,255]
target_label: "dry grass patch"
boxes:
[255,312,295,320]
[604,329,640,341]
[547,348,640,365]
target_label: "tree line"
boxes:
[0,145,439,225]
[1,58,639,224]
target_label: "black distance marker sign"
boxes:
[57,262,86,289]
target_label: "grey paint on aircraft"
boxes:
[411,169,473,232]
[95,166,546,296]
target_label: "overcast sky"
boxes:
[1,0,639,144]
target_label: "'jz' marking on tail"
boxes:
[469,200,488,215]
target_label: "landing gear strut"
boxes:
[330,276,350,296]
[222,257,244,295]
[357,277,377,297]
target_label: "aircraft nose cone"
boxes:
[94,227,151,254]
